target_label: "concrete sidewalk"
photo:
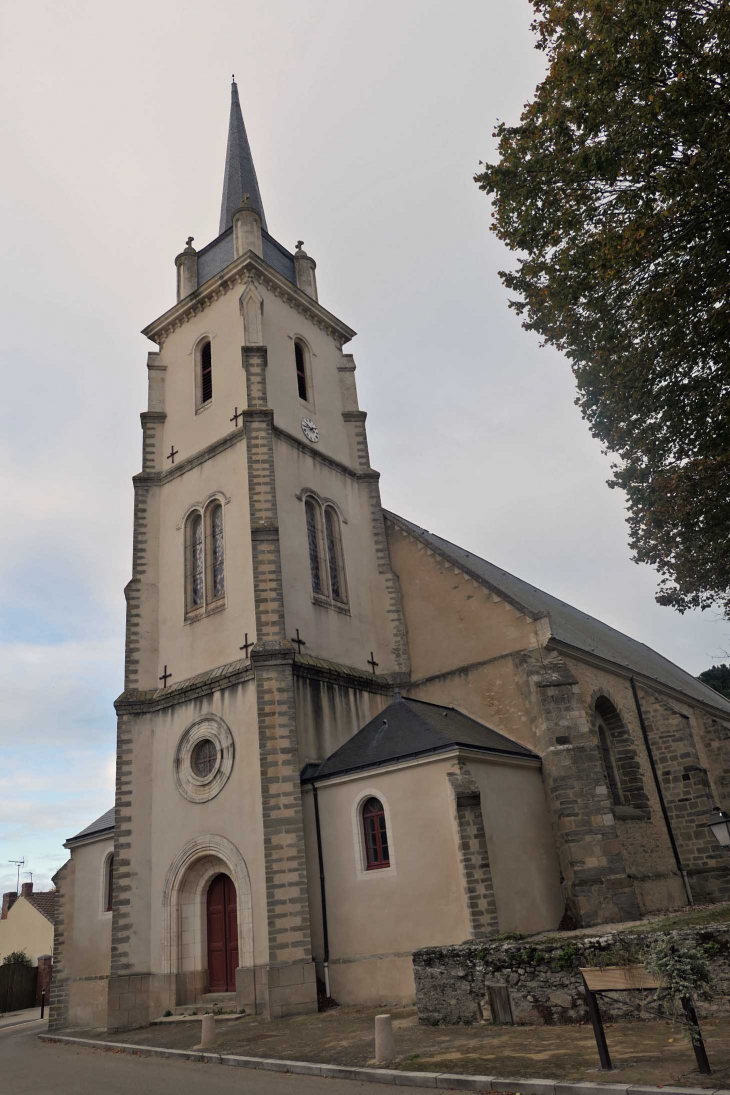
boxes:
[41,1032,730,1095]
[0,1006,43,1029]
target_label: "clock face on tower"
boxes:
[301,417,319,443]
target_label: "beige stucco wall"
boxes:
[275,437,400,675]
[468,756,563,933]
[294,675,389,767]
[143,269,401,688]
[155,441,255,685]
[406,657,538,753]
[55,834,113,1028]
[303,751,562,1004]
[67,837,114,979]
[122,678,268,998]
[0,897,53,964]
[156,281,354,474]
[261,292,354,468]
[304,757,470,1004]
[386,520,543,685]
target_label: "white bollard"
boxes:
[375,1013,394,1065]
[199,1012,216,1048]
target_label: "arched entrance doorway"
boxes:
[207,873,238,992]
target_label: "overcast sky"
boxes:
[1,0,727,895]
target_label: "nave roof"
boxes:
[385,511,730,716]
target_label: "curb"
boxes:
[38,1034,730,1095]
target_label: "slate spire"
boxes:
[219,77,267,235]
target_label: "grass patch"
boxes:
[624,903,730,934]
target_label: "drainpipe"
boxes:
[630,677,693,905]
[312,782,331,997]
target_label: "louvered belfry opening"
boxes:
[201,340,213,404]
[295,341,307,401]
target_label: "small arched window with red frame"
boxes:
[362,797,389,870]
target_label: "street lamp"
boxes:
[707,804,730,849]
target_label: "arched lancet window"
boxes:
[596,715,622,805]
[324,506,346,604]
[195,337,212,407]
[206,503,225,602]
[305,499,325,595]
[594,696,650,814]
[104,852,114,913]
[295,340,308,402]
[304,496,349,607]
[192,514,204,607]
[185,503,226,614]
[362,798,389,870]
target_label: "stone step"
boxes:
[154,1009,245,1024]
[200,992,236,1005]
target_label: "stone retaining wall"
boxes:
[413,925,730,1026]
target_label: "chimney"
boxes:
[21,881,33,898]
[1,891,17,919]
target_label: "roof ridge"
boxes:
[400,696,454,745]
[26,892,56,924]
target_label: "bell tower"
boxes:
[107,80,409,1030]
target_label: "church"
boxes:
[49,82,730,1033]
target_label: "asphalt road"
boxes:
[1,1018,444,1094]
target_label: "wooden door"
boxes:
[207,873,238,992]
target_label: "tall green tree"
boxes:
[477,1,730,619]
[698,663,730,699]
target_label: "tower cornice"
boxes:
[142,251,356,348]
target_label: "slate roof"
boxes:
[385,511,730,716]
[304,695,537,782]
[26,891,56,924]
[67,807,114,844]
[219,79,267,234]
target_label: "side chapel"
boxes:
[50,82,730,1032]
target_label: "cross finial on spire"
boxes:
[296,240,305,252]
[185,236,195,249]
